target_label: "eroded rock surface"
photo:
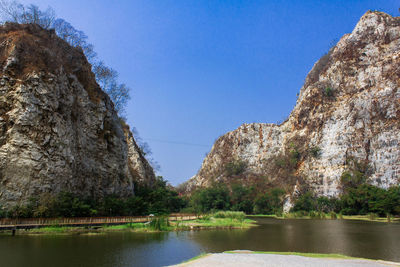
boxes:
[186,11,400,199]
[0,23,155,207]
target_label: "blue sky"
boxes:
[20,0,399,185]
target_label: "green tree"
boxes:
[230,184,254,214]
[189,186,231,213]
[292,192,316,212]
[384,186,400,215]
[254,188,285,214]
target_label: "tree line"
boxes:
[0,177,186,218]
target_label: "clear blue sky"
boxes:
[20,0,399,185]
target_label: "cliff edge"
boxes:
[185,11,400,202]
[0,23,155,207]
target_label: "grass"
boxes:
[248,214,279,218]
[213,211,246,220]
[174,211,256,229]
[179,253,210,264]
[178,218,256,229]
[224,250,368,260]
[168,211,256,230]
[4,213,257,235]
[342,214,399,223]
[30,226,72,233]
[250,213,400,223]
[23,226,99,235]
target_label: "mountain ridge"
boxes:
[184,11,400,210]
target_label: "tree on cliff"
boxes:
[0,0,130,116]
[0,1,54,28]
[0,0,161,170]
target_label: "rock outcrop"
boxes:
[0,23,155,207]
[185,11,400,201]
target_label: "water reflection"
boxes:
[0,218,399,267]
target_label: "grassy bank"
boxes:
[4,212,256,235]
[249,213,400,223]
[224,251,363,259]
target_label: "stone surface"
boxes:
[172,253,398,267]
[185,11,400,202]
[0,23,155,207]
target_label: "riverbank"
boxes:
[1,213,256,235]
[248,214,400,223]
[174,251,400,266]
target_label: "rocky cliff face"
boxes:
[0,23,155,207]
[186,11,400,203]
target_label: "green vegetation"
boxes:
[185,158,400,220]
[189,185,231,213]
[180,253,209,264]
[251,213,399,223]
[309,146,321,158]
[287,158,400,219]
[224,251,366,260]
[225,160,247,176]
[289,185,400,218]
[254,188,285,215]
[324,87,334,97]
[212,211,245,221]
[179,211,255,229]
[230,184,254,214]
[149,216,170,231]
[0,0,130,115]
[187,184,287,216]
[1,176,187,219]
[1,153,398,223]
[14,212,256,235]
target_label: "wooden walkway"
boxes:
[0,213,199,230]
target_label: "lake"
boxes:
[0,217,399,267]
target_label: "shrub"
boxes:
[225,160,247,176]
[230,184,254,214]
[324,87,334,97]
[309,146,321,158]
[294,210,308,218]
[254,188,285,215]
[213,211,245,221]
[309,211,319,219]
[189,186,231,213]
[368,213,377,220]
[330,211,337,219]
[289,147,301,166]
[318,211,326,219]
[149,216,169,231]
[316,196,340,213]
[292,192,316,212]
[0,205,5,218]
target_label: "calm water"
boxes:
[0,218,399,267]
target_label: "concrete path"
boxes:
[173,252,400,267]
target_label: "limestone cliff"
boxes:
[186,11,400,201]
[0,23,155,207]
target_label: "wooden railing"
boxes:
[0,213,199,230]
